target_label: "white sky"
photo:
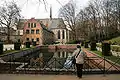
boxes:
[0,0,89,19]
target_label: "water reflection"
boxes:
[27,49,74,68]
[12,49,74,69]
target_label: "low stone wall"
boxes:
[40,44,77,50]
[56,44,77,49]
[1,45,77,61]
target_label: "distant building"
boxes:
[48,18,69,44]
[17,18,69,44]
[22,18,54,45]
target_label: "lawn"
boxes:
[88,48,120,65]
[0,46,35,56]
[109,36,120,45]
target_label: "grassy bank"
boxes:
[87,48,120,65]
[0,46,35,56]
[109,36,120,45]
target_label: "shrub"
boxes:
[102,41,111,56]
[90,41,96,50]
[26,42,31,48]
[84,41,89,48]
[14,42,21,50]
[0,42,3,54]
[81,41,84,46]
[32,41,36,46]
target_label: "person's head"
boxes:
[77,45,81,49]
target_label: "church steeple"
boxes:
[50,5,52,20]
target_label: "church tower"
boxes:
[50,5,52,20]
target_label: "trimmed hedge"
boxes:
[26,42,31,48]
[32,41,36,46]
[14,42,21,50]
[0,42,3,54]
[90,41,96,50]
[81,41,84,46]
[102,42,111,56]
[84,41,89,48]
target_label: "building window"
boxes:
[36,38,39,41]
[26,30,29,34]
[34,23,36,27]
[58,30,60,39]
[31,23,33,28]
[62,30,65,39]
[36,29,39,34]
[26,38,29,41]
[28,23,30,28]
[31,29,34,34]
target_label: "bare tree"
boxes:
[59,1,77,40]
[0,2,21,43]
[76,0,120,41]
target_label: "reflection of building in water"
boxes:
[39,53,44,67]
[53,51,72,58]
[29,53,44,68]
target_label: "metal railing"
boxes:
[0,52,120,74]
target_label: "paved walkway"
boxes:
[0,74,120,80]
[83,48,120,70]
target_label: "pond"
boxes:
[12,49,75,69]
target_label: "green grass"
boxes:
[105,56,120,65]
[3,50,18,54]
[0,46,36,56]
[109,36,120,45]
[96,43,120,52]
[86,48,120,65]
[91,50,103,57]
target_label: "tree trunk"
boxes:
[7,26,11,44]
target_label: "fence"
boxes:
[0,52,120,74]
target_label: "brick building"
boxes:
[17,18,69,44]
[22,18,54,45]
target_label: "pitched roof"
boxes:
[18,18,66,30]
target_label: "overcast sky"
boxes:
[0,0,89,19]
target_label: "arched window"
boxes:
[62,30,65,39]
[58,30,60,39]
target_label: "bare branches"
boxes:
[0,1,21,43]
[59,1,77,40]
[76,0,120,41]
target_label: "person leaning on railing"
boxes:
[72,45,87,79]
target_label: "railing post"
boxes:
[103,55,106,76]
[55,57,56,72]
[23,51,26,74]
